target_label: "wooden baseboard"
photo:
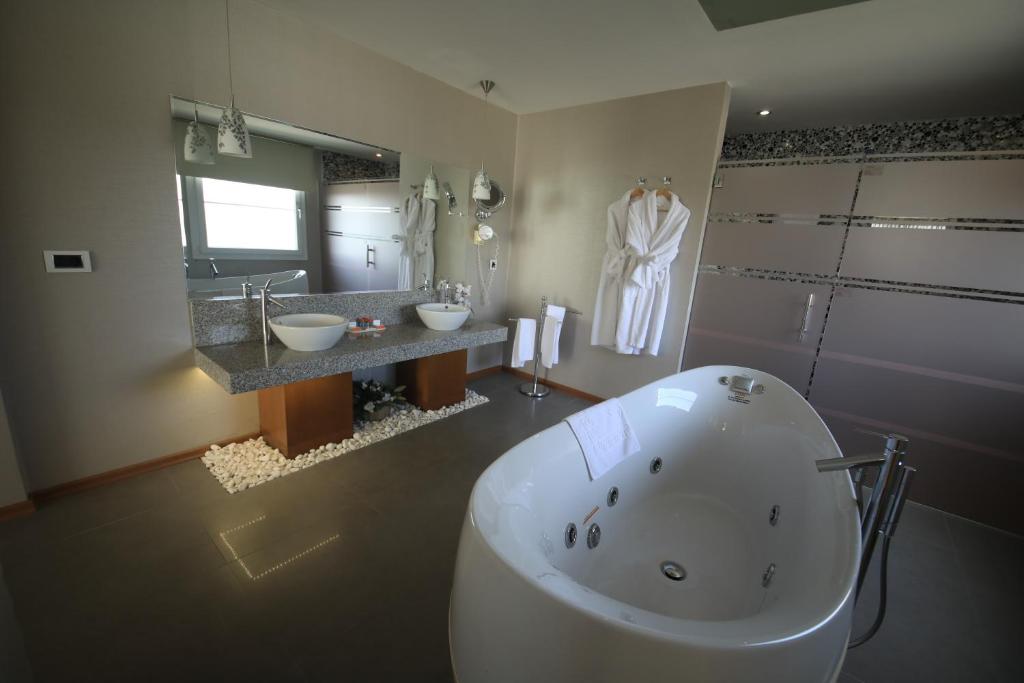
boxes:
[501,367,603,403]
[466,365,502,382]
[0,499,35,523]
[30,431,261,505]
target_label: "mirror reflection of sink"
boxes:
[417,303,470,331]
[269,313,348,351]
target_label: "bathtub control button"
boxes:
[661,561,686,582]
[586,524,601,549]
[769,505,781,526]
[650,457,663,474]
[607,487,619,507]
[564,523,578,548]
[729,375,756,394]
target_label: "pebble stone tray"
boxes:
[202,390,489,493]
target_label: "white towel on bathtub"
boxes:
[564,398,641,481]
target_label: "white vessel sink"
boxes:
[269,313,348,352]
[416,303,470,331]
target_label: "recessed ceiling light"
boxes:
[375,152,383,158]
[758,109,771,117]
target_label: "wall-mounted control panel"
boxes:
[43,250,92,273]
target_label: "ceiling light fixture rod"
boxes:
[225,0,235,98]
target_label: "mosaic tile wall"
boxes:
[322,151,400,183]
[721,115,1024,161]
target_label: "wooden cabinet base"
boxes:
[397,349,468,410]
[258,373,353,459]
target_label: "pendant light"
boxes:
[423,165,440,201]
[472,80,495,200]
[217,0,252,158]
[184,103,215,165]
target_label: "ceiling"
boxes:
[258,0,1024,133]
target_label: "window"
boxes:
[180,176,307,260]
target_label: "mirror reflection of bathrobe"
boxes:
[399,194,437,289]
[591,189,690,356]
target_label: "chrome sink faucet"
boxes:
[417,273,432,291]
[260,278,286,346]
[437,279,451,304]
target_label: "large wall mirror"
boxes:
[170,96,473,298]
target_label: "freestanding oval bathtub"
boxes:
[450,366,860,683]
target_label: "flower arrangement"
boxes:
[453,282,472,307]
[353,380,409,421]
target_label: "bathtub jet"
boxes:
[449,366,862,683]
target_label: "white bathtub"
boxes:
[450,366,860,683]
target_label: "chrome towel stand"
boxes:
[509,295,582,398]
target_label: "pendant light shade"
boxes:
[184,107,215,165]
[217,98,252,158]
[423,166,440,200]
[472,167,492,200]
[472,80,495,200]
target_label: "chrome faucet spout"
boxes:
[815,453,888,472]
[260,278,287,347]
[437,279,451,305]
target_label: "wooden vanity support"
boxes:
[255,349,468,459]
[258,373,353,459]
[397,349,468,410]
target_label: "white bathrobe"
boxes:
[615,190,690,356]
[400,194,436,289]
[590,191,635,349]
[397,194,420,290]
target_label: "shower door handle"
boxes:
[798,293,816,342]
[366,244,376,269]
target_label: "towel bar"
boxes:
[510,296,581,398]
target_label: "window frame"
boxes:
[181,175,308,261]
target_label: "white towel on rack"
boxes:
[564,398,641,481]
[540,305,566,369]
[510,318,536,368]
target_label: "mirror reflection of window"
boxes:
[182,176,306,259]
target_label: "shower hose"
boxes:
[848,533,892,649]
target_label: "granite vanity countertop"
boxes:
[194,321,508,394]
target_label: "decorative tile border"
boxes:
[698,265,1024,305]
[322,151,399,183]
[708,212,1024,232]
[721,115,1024,162]
[190,289,431,347]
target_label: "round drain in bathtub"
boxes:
[661,561,686,581]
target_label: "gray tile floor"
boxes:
[0,372,1020,682]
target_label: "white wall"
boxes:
[0,0,517,491]
[507,84,731,399]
